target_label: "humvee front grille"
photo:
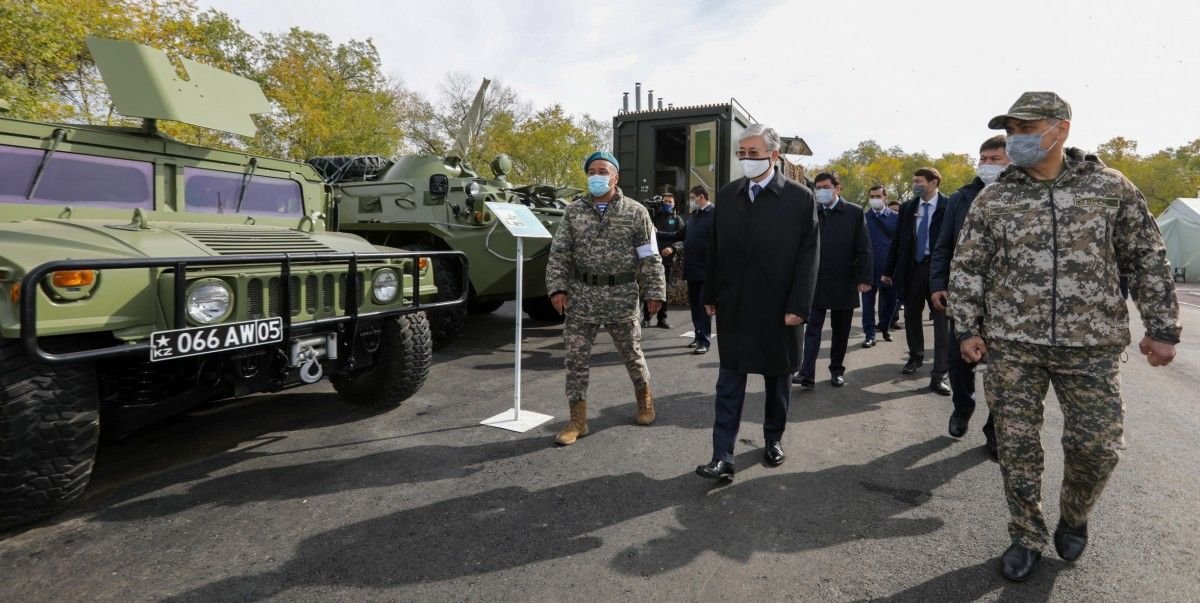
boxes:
[244,270,366,319]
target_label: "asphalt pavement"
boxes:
[1,290,1198,602]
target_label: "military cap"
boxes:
[583,150,619,173]
[988,91,1072,129]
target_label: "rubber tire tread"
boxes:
[406,244,467,350]
[0,340,99,531]
[332,312,432,408]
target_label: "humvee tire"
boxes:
[332,312,432,408]
[0,340,100,531]
[405,244,467,349]
[522,296,566,323]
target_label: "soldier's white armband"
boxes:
[636,230,660,259]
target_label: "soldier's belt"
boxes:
[575,271,637,286]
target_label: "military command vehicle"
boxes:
[0,38,466,530]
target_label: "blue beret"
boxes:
[583,151,619,173]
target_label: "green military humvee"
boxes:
[0,38,466,530]
[315,80,571,348]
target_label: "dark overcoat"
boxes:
[811,199,872,310]
[704,170,819,376]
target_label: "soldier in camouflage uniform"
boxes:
[544,151,667,446]
[950,92,1181,582]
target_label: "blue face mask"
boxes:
[814,188,835,205]
[912,184,927,198]
[660,204,674,214]
[587,175,611,196]
[1007,122,1060,167]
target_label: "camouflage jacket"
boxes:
[950,148,1181,347]
[546,190,666,323]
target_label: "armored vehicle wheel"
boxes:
[0,340,100,531]
[522,296,566,323]
[406,244,467,349]
[468,299,505,315]
[332,312,432,408]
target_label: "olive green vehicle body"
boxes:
[332,153,565,304]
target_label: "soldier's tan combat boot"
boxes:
[555,401,589,445]
[635,386,655,425]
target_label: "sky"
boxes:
[200,0,1200,167]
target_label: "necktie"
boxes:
[916,202,931,262]
[751,183,762,200]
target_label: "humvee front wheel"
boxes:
[407,244,467,349]
[0,340,100,531]
[332,313,432,408]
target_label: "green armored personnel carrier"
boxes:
[314,80,571,348]
[0,38,466,530]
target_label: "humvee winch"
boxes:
[0,38,467,530]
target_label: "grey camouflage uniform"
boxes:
[546,190,667,404]
[951,144,1182,551]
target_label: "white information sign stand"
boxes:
[479,202,555,432]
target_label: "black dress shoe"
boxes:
[831,375,846,387]
[790,374,814,389]
[1000,543,1042,582]
[764,441,785,467]
[930,377,951,396]
[693,345,709,355]
[657,319,671,329]
[862,338,876,348]
[948,414,968,438]
[890,321,901,330]
[640,319,650,328]
[696,460,734,480]
[881,331,893,342]
[1054,519,1088,561]
[687,340,699,348]
[902,357,924,374]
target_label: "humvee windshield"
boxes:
[0,144,153,209]
[0,144,304,216]
[184,167,303,217]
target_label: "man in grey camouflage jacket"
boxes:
[545,151,667,446]
[950,91,1181,582]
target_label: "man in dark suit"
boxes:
[882,167,952,396]
[792,172,872,389]
[931,135,1007,458]
[696,124,819,480]
[643,192,684,329]
[670,185,716,354]
[862,184,899,347]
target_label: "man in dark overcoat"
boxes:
[696,124,820,480]
[792,172,872,389]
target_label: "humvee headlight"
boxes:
[186,279,233,324]
[372,269,399,303]
[465,181,482,199]
[44,269,99,302]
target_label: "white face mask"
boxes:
[869,198,885,210]
[740,158,771,179]
[976,163,1006,184]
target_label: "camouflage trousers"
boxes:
[984,340,1125,551]
[564,316,650,405]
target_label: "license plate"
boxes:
[149,317,284,362]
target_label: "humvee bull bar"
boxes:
[19,250,468,365]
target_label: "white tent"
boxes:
[1157,197,1200,283]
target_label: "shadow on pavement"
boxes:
[863,556,1065,602]
[165,437,985,601]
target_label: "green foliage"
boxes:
[1097,137,1200,216]
[815,140,976,207]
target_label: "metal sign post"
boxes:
[480,203,554,432]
